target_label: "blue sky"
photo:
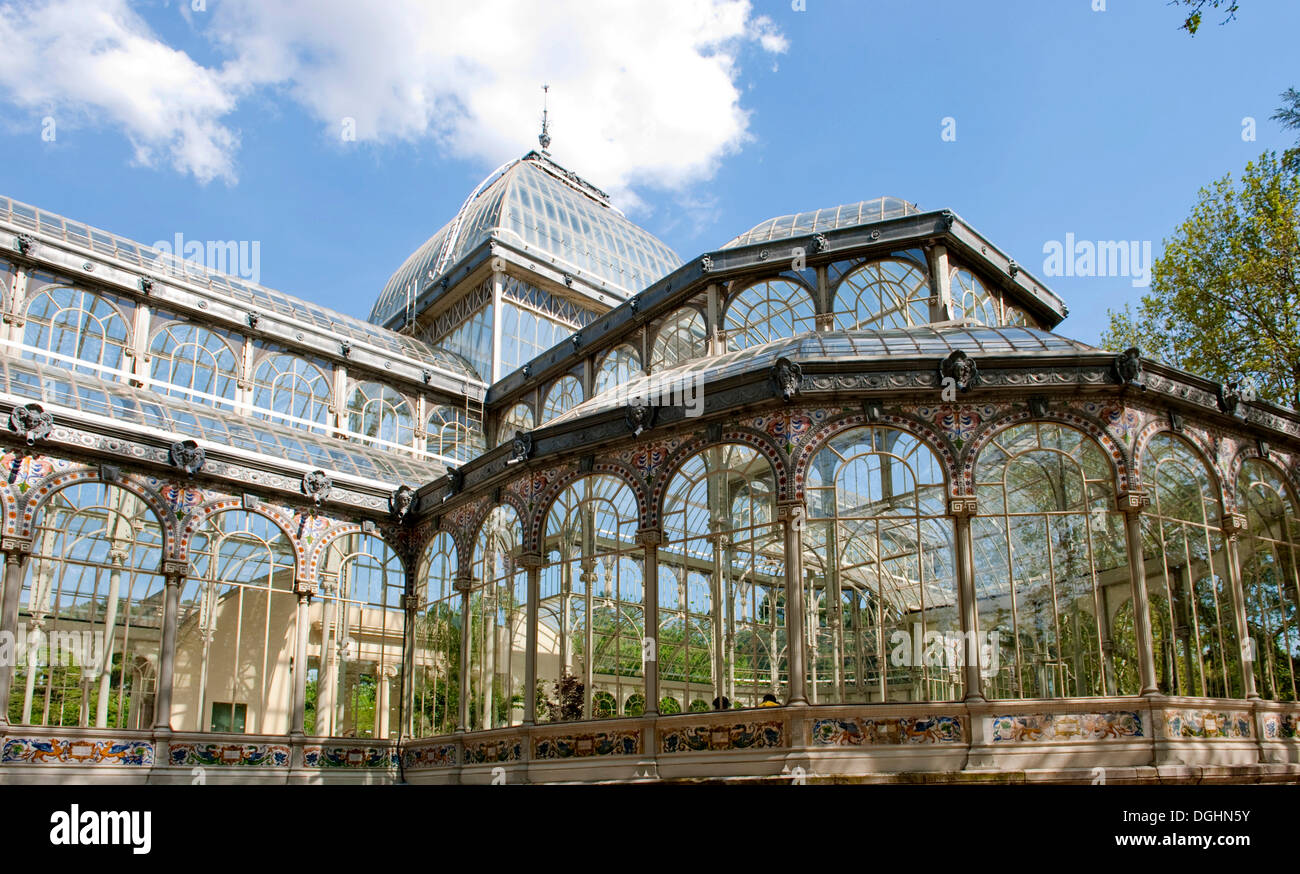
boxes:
[1,0,1296,343]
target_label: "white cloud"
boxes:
[0,0,239,183]
[0,0,786,199]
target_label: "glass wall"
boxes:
[250,351,332,432]
[833,257,932,330]
[540,374,583,424]
[468,506,527,729]
[594,344,642,396]
[309,534,405,738]
[498,402,534,446]
[412,532,460,737]
[11,484,164,728]
[803,427,959,703]
[660,446,785,710]
[174,511,297,733]
[346,381,415,451]
[1236,458,1299,701]
[147,321,241,408]
[724,279,816,350]
[651,307,707,370]
[1142,434,1241,697]
[23,281,132,376]
[538,476,645,720]
[973,423,1136,698]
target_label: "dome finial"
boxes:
[538,83,552,153]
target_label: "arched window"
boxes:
[650,307,706,370]
[1236,459,1299,701]
[804,427,958,703]
[949,267,999,326]
[175,511,296,734]
[498,402,534,447]
[973,423,1135,698]
[148,322,240,407]
[540,374,583,424]
[469,506,527,730]
[661,445,784,708]
[425,404,485,464]
[723,279,816,350]
[539,476,644,721]
[594,344,642,396]
[311,534,405,738]
[23,286,131,375]
[251,353,332,431]
[12,484,164,728]
[833,258,932,330]
[1142,433,1242,698]
[346,382,414,449]
[413,532,459,737]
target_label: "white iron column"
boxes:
[1222,513,1259,699]
[152,560,187,730]
[1118,493,1161,696]
[0,537,32,729]
[455,570,472,732]
[949,498,984,702]
[290,578,317,736]
[519,552,542,725]
[778,501,808,705]
[637,528,661,716]
[94,548,128,727]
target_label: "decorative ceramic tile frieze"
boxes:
[533,729,641,759]
[1160,709,1252,739]
[302,745,399,768]
[989,711,1143,743]
[167,742,290,767]
[403,743,459,768]
[1261,712,1299,740]
[462,737,523,764]
[659,720,784,753]
[2,736,154,765]
[812,715,964,746]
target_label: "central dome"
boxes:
[371,151,682,326]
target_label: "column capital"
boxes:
[948,497,978,517]
[403,593,424,612]
[160,560,188,582]
[1221,512,1248,536]
[1116,492,1150,515]
[775,500,806,523]
[293,577,319,597]
[453,570,474,593]
[1,537,32,560]
[516,551,545,569]
[634,528,663,547]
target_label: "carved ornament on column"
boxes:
[1116,492,1150,515]
[947,497,978,517]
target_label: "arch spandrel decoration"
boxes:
[498,462,574,553]
[959,407,1132,498]
[437,492,494,569]
[793,409,958,503]
[16,465,180,561]
[0,450,77,536]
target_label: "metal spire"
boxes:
[538,83,552,153]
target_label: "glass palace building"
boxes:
[1,146,1297,784]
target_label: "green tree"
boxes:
[1273,88,1300,175]
[1101,151,1300,408]
[1174,0,1239,35]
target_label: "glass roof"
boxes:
[0,195,483,384]
[720,197,922,249]
[0,357,447,487]
[549,326,1099,424]
[372,152,683,325]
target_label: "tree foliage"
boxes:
[1174,0,1239,35]
[1272,87,1300,175]
[1101,151,1300,409]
